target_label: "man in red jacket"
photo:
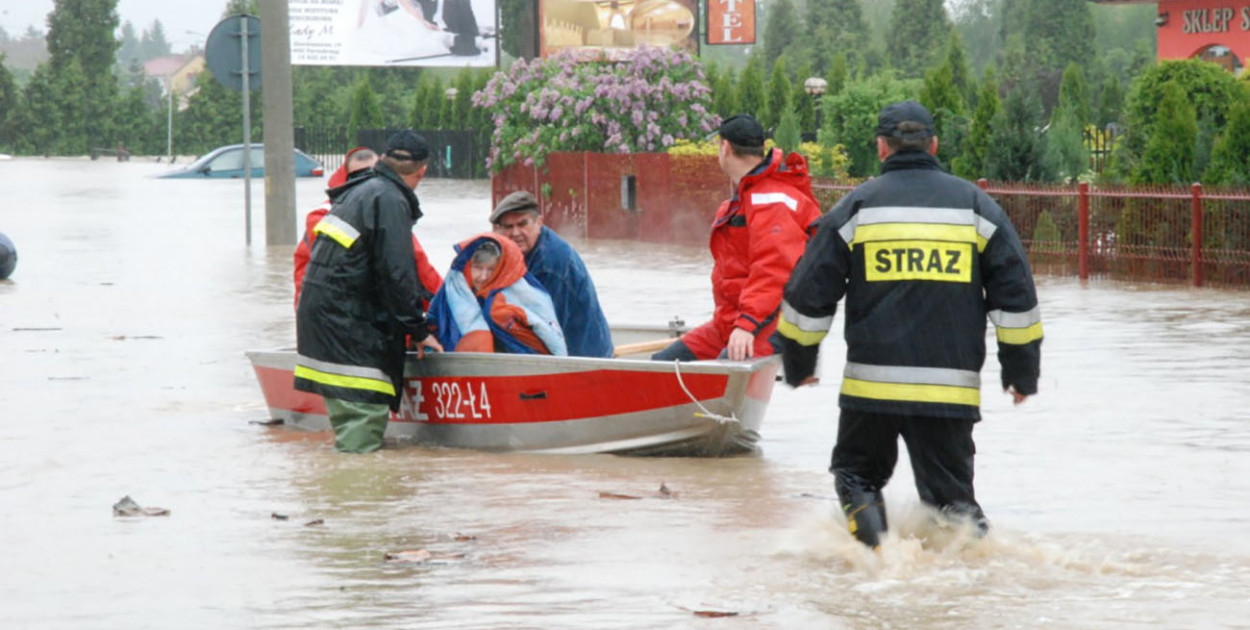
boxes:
[294,146,442,309]
[653,114,822,362]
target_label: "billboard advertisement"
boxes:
[289,0,499,67]
[540,0,698,60]
[706,0,755,45]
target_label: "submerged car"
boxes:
[158,144,324,178]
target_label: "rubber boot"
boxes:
[841,490,888,549]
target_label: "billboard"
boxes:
[540,0,698,60]
[289,0,499,67]
[706,0,755,45]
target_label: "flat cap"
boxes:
[876,100,936,140]
[490,190,540,224]
[385,129,430,161]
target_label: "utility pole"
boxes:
[260,0,297,246]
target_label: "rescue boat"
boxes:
[246,325,780,456]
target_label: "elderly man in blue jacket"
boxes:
[490,191,613,357]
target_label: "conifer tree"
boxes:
[45,0,120,151]
[0,56,15,148]
[986,88,1051,182]
[952,68,1000,180]
[942,31,974,106]
[827,53,848,97]
[10,64,59,155]
[775,107,802,153]
[1057,62,1091,125]
[348,75,384,140]
[1023,0,1094,77]
[1096,76,1125,128]
[1130,82,1197,185]
[452,67,475,130]
[713,68,737,119]
[1204,99,1250,186]
[736,55,766,117]
[763,57,792,130]
[791,60,816,136]
[762,0,801,69]
[804,0,866,75]
[887,0,952,78]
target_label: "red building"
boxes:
[1095,0,1250,73]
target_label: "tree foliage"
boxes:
[823,74,918,177]
[761,0,801,70]
[887,0,952,78]
[952,67,999,180]
[348,75,384,140]
[763,56,791,130]
[804,0,866,75]
[986,88,1051,182]
[1204,97,1250,187]
[736,55,766,118]
[1130,81,1196,185]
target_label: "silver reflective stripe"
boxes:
[843,362,981,388]
[296,354,390,382]
[781,300,832,332]
[976,215,998,242]
[751,192,799,211]
[837,213,859,246]
[989,306,1042,328]
[319,214,360,242]
[856,206,976,226]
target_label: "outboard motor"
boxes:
[0,232,17,280]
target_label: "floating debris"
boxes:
[449,532,477,541]
[12,327,62,332]
[383,549,467,564]
[657,482,678,499]
[304,519,325,527]
[111,335,164,341]
[271,512,289,521]
[692,610,739,618]
[112,495,170,517]
[598,491,642,500]
[249,418,284,427]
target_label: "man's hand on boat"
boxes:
[410,334,444,359]
[727,327,754,361]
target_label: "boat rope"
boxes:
[671,360,738,425]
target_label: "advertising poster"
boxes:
[539,0,698,60]
[707,0,755,45]
[289,0,499,67]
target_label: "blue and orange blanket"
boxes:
[428,234,567,355]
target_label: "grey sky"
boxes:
[1,0,234,51]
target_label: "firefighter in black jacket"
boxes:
[777,101,1043,549]
[295,130,444,453]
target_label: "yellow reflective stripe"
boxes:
[851,223,987,252]
[996,322,1044,345]
[294,364,395,396]
[778,317,828,347]
[313,219,358,249]
[842,377,980,407]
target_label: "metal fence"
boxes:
[495,154,1250,288]
[294,127,489,179]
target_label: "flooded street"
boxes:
[2,159,1249,629]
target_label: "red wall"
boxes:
[1155,0,1250,68]
[492,152,731,247]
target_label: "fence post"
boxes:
[1191,182,1204,287]
[1078,182,1090,281]
[977,178,989,191]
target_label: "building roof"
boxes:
[142,54,195,79]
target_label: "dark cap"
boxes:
[876,101,936,140]
[716,114,766,148]
[490,190,540,224]
[385,129,430,161]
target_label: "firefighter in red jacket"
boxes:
[653,114,822,362]
[294,146,442,309]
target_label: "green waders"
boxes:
[324,397,391,453]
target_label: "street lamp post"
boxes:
[803,77,828,142]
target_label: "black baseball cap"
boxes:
[385,129,430,161]
[715,114,766,148]
[876,101,936,140]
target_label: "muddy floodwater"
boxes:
[2,159,1249,629]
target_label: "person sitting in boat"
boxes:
[490,191,612,358]
[428,234,568,355]
[294,146,442,310]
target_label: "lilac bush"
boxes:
[472,46,719,172]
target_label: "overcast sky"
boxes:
[1,0,233,51]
